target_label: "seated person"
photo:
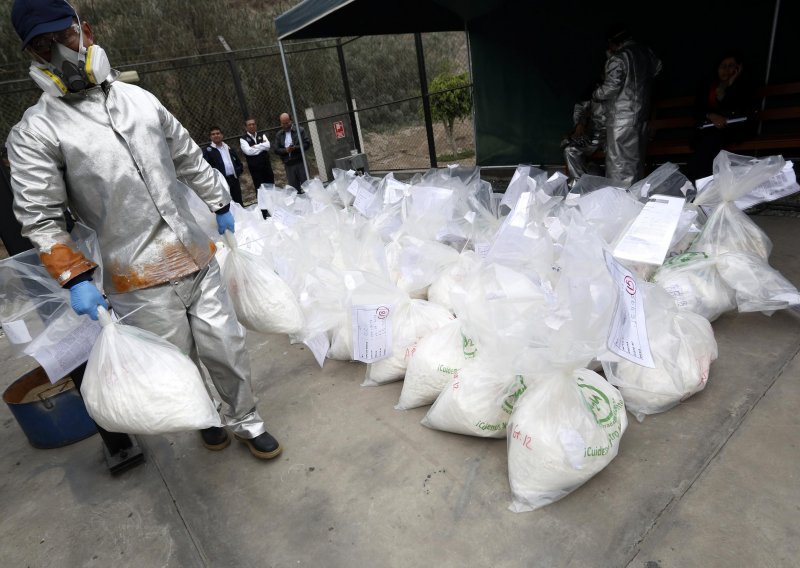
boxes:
[685,50,757,181]
[563,82,606,184]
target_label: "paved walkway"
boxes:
[0,215,798,568]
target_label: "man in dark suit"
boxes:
[274,113,310,191]
[239,117,274,190]
[204,126,244,205]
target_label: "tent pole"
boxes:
[337,38,361,153]
[415,32,437,168]
[765,0,780,86]
[278,39,310,183]
[759,0,780,137]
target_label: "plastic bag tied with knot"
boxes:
[81,307,220,435]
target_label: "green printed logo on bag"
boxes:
[501,375,527,414]
[662,251,709,269]
[461,333,477,359]
[576,381,615,426]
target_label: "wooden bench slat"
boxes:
[756,82,800,98]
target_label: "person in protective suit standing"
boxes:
[7,0,282,462]
[563,81,607,183]
[593,27,661,186]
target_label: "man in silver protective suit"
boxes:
[563,87,607,183]
[592,27,661,186]
[7,0,282,461]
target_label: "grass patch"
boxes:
[436,149,476,162]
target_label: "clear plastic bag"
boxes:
[220,232,304,334]
[716,252,800,314]
[427,250,480,313]
[82,307,220,434]
[575,186,643,245]
[421,356,521,438]
[385,235,460,297]
[395,320,471,410]
[602,284,718,421]
[653,252,736,321]
[507,368,627,512]
[0,224,103,367]
[363,299,453,386]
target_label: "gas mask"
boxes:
[28,22,111,97]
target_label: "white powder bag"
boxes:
[396,320,474,410]
[507,369,627,512]
[363,300,453,386]
[221,232,304,334]
[716,251,800,314]
[82,308,221,435]
[653,252,735,322]
[421,356,521,438]
[327,319,353,360]
[427,250,479,313]
[602,286,718,422]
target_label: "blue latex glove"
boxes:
[69,281,109,321]
[216,211,235,235]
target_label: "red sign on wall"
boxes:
[333,120,346,139]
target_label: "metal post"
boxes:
[218,36,250,120]
[465,25,477,164]
[758,0,781,137]
[414,32,437,168]
[336,38,361,153]
[278,39,310,181]
[764,0,781,86]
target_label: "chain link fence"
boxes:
[0,32,473,207]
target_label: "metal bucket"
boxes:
[3,366,97,449]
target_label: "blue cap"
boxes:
[11,0,77,50]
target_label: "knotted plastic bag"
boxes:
[221,232,304,334]
[507,368,627,512]
[82,307,220,435]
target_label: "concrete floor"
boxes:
[1,215,798,568]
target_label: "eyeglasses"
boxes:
[29,23,81,56]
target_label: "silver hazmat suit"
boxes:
[564,99,606,181]
[593,40,662,186]
[7,76,266,437]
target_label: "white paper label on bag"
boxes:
[353,185,376,216]
[346,179,360,196]
[311,200,326,213]
[604,251,655,368]
[304,333,330,368]
[272,207,300,227]
[474,241,491,259]
[26,318,102,383]
[3,320,33,344]
[351,304,393,363]
[613,196,685,266]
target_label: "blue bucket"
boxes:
[3,366,97,449]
